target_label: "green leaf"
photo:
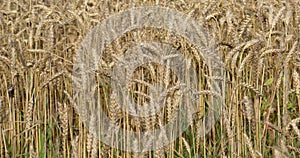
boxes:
[264,77,274,86]
[262,102,270,112]
[287,102,293,110]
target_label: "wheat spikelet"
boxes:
[58,102,68,154]
[108,94,121,123]
[271,7,286,30]
[61,103,69,137]
[272,146,289,158]
[166,95,173,123]
[172,87,182,110]
[154,149,165,158]
[63,90,76,107]
[28,52,50,71]
[40,71,64,88]
[146,102,157,131]
[239,14,251,38]
[29,140,36,158]
[243,133,256,157]
[236,83,262,96]
[296,2,300,32]
[291,123,300,141]
[67,10,84,26]
[86,132,93,154]
[0,55,12,67]
[249,49,259,80]
[194,90,222,98]
[15,40,27,68]
[287,145,300,155]
[226,39,259,67]
[26,49,47,53]
[164,60,170,88]
[243,39,260,50]
[142,132,155,153]
[191,47,202,64]
[286,117,300,140]
[100,144,111,158]
[143,112,153,131]
[222,106,235,157]
[275,71,283,90]
[260,48,285,58]
[181,137,191,155]
[284,41,298,66]
[230,101,238,144]
[284,8,292,26]
[225,42,241,63]
[205,11,221,21]
[71,135,79,158]
[91,136,99,158]
[48,24,54,51]
[201,0,217,16]
[225,9,234,35]
[242,96,254,121]
[292,68,300,113]
[237,51,253,77]
[25,100,34,130]
[132,151,147,158]
[0,97,4,122]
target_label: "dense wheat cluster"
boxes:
[0,0,299,157]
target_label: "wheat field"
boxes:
[0,0,299,157]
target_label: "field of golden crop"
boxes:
[0,0,299,157]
